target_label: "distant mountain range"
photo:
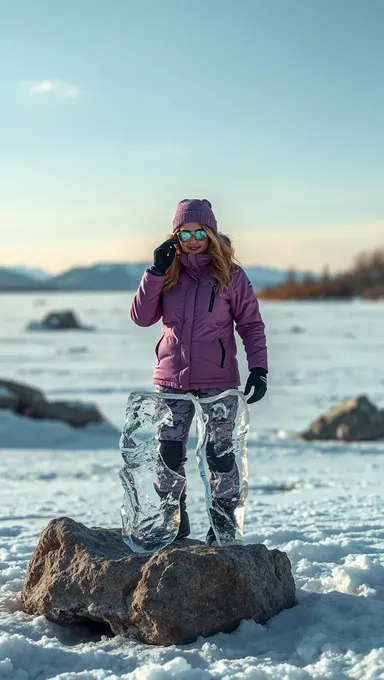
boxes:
[0,263,307,292]
[7,267,52,281]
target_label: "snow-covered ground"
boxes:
[1,292,383,679]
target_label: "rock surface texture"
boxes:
[21,517,295,646]
[300,395,384,441]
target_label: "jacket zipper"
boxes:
[219,339,226,368]
[208,286,216,312]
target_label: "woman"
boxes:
[131,198,268,544]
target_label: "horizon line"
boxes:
[2,258,322,277]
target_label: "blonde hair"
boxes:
[163,227,238,293]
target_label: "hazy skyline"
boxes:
[1,0,384,274]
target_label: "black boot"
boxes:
[152,484,190,540]
[205,500,238,546]
[205,442,240,546]
[157,441,190,540]
[205,526,216,545]
[176,494,190,539]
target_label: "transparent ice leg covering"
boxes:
[119,390,249,553]
[119,392,202,554]
[198,391,249,545]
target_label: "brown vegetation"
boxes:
[258,249,384,300]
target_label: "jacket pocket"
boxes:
[155,335,164,363]
[219,338,226,368]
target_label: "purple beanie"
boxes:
[172,199,217,233]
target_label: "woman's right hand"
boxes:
[152,238,178,274]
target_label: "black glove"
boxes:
[151,238,178,275]
[244,368,267,404]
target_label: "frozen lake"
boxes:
[0,292,383,679]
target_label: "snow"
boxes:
[0,292,383,679]
[26,322,95,332]
[0,410,119,450]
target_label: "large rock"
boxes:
[26,309,94,331]
[0,378,103,427]
[300,395,384,441]
[0,378,44,405]
[0,385,19,410]
[20,398,103,427]
[21,517,295,646]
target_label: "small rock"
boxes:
[26,309,94,331]
[289,326,305,334]
[57,346,89,356]
[21,517,295,646]
[300,395,384,441]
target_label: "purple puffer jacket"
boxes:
[131,253,268,390]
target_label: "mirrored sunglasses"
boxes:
[178,229,207,243]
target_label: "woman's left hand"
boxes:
[244,368,267,404]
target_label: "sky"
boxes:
[1,0,383,274]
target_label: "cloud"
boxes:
[25,80,81,98]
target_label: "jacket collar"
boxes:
[179,253,212,277]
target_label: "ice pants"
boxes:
[155,387,240,511]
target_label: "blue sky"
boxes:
[1,0,383,273]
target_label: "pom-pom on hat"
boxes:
[173,199,217,233]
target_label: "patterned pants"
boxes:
[155,387,240,504]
